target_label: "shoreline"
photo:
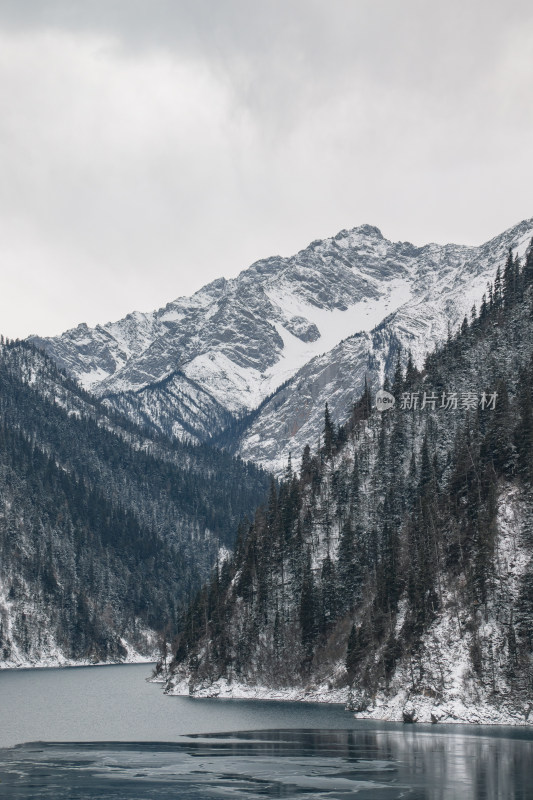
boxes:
[164,676,533,727]
[0,657,157,672]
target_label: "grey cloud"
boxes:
[0,1,532,339]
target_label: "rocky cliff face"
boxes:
[33,220,533,461]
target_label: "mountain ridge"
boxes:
[31,218,533,465]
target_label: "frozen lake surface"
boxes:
[1,663,532,798]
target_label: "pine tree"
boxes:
[503,248,516,308]
[515,366,533,486]
[494,264,503,308]
[405,350,418,386]
[345,622,359,675]
[285,452,293,482]
[523,239,533,287]
[392,353,404,400]
[323,402,335,458]
[301,444,312,481]
[300,552,317,658]
[361,376,372,419]
[337,519,360,612]
[345,617,371,677]
[481,379,515,477]
[480,293,488,321]
[320,554,338,631]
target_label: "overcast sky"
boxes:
[1,0,532,339]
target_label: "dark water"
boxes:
[0,663,374,747]
[1,664,532,798]
[2,729,533,799]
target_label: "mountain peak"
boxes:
[352,223,384,238]
[31,217,533,454]
[305,224,384,253]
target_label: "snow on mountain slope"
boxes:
[32,219,533,448]
[235,219,533,474]
[102,369,233,444]
[34,226,423,412]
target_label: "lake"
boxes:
[0,663,532,798]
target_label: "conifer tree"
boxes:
[361,376,372,418]
[301,444,312,481]
[515,366,533,486]
[481,379,514,477]
[524,240,533,287]
[345,622,359,676]
[503,248,516,308]
[494,265,503,308]
[480,293,488,321]
[323,402,335,458]
[392,353,404,400]
[337,519,360,612]
[300,552,317,658]
[320,554,338,632]
[405,350,418,386]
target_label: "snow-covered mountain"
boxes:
[33,219,533,460]
[235,219,533,473]
[163,260,533,725]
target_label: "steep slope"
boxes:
[232,219,533,473]
[32,225,417,405]
[103,370,234,443]
[34,221,533,447]
[164,246,533,724]
[0,342,269,667]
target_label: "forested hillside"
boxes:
[165,245,533,724]
[0,342,269,666]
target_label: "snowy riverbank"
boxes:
[164,675,532,726]
[165,676,350,705]
[0,640,158,670]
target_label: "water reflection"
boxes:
[0,728,531,799]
